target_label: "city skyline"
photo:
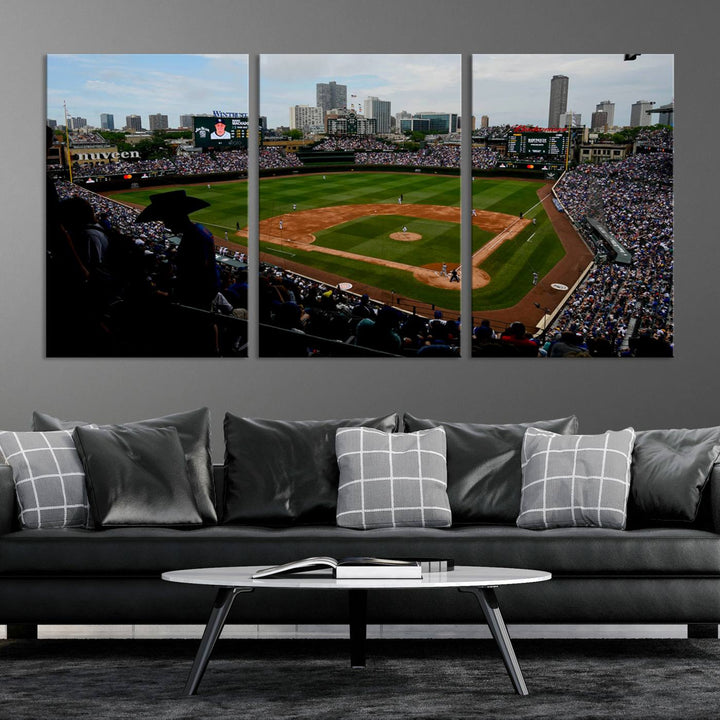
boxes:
[47,53,673,132]
[261,54,461,130]
[47,54,249,129]
[473,54,673,128]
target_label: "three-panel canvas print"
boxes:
[46,53,673,358]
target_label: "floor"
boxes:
[1,623,704,640]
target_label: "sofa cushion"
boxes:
[223,413,399,525]
[402,414,578,524]
[1,525,718,577]
[630,427,720,524]
[517,427,636,530]
[0,431,90,529]
[32,409,216,524]
[335,427,451,529]
[73,424,203,528]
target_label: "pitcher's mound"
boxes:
[390,232,422,242]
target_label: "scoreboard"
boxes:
[507,132,568,158]
[193,115,249,147]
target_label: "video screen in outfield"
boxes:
[507,132,568,157]
[193,115,249,147]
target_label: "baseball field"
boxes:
[108,171,571,319]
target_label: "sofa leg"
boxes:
[688,623,718,639]
[6,624,38,639]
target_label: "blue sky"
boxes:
[47,54,249,128]
[46,53,672,131]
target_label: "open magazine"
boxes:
[252,556,422,579]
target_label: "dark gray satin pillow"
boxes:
[223,413,399,525]
[73,424,203,528]
[403,413,579,524]
[33,409,216,524]
[630,427,720,523]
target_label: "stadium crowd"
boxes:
[260,263,460,357]
[551,130,673,356]
[48,179,248,357]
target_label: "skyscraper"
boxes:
[548,75,569,129]
[591,111,609,132]
[595,100,615,129]
[316,81,347,114]
[179,114,194,128]
[559,112,582,128]
[364,97,391,134]
[290,105,324,134]
[149,113,169,131]
[125,115,143,131]
[630,100,655,127]
[100,113,114,130]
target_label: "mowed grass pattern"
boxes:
[260,172,460,216]
[109,173,565,312]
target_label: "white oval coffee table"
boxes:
[163,565,551,697]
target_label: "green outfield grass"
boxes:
[107,172,565,312]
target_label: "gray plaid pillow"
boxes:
[0,430,90,529]
[517,427,636,530]
[336,426,451,529]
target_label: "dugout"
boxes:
[586,217,632,265]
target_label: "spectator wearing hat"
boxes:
[136,190,218,310]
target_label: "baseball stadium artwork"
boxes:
[46,54,250,357]
[471,54,673,358]
[45,52,673,358]
[258,54,463,357]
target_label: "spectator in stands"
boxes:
[354,305,402,354]
[136,190,218,310]
[500,322,540,357]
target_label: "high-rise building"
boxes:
[548,75,569,128]
[595,100,615,129]
[47,119,57,130]
[149,113,169,131]
[591,111,609,132]
[125,115,143,131]
[559,112,582,128]
[179,114,194,128]
[289,105,324,134]
[316,81,347,114]
[68,116,88,130]
[630,100,655,127]
[364,97,391,134]
[481,115,489,128]
[100,113,114,130]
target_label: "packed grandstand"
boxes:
[50,126,673,357]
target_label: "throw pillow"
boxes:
[0,430,90,529]
[517,427,636,530]
[335,426,452,530]
[73,424,203,528]
[223,413,399,525]
[402,414,579,524]
[32,408,216,523]
[630,427,720,523]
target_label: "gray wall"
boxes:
[0,0,716,459]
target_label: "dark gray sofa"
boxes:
[3,408,720,640]
[2,463,720,637]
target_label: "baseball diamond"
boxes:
[109,171,589,326]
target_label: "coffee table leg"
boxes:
[459,587,529,696]
[184,587,253,696]
[348,588,368,668]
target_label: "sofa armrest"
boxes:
[711,462,720,534]
[0,464,16,535]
